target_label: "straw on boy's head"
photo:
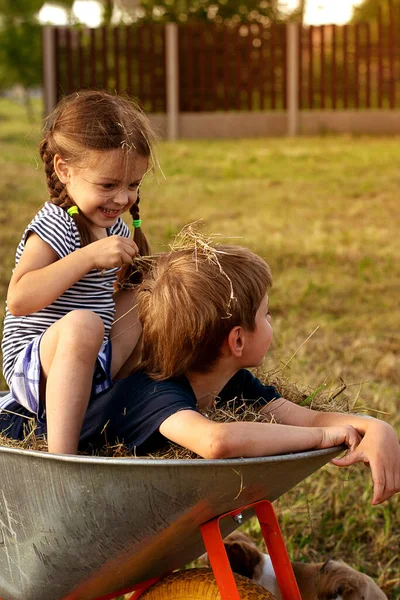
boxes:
[136,243,273,380]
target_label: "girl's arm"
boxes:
[7,233,138,315]
[159,410,360,460]
[261,398,400,505]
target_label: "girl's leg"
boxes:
[110,289,143,380]
[39,310,104,455]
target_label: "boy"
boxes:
[1,245,399,505]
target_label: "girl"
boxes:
[0,90,155,455]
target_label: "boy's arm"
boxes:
[158,409,360,460]
[262,398,400,505]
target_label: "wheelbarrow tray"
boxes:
[0,444,343,600]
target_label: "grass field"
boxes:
[0,98,399,598]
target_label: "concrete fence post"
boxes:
[165,23,180,141]
[42,26,57,116]
[286,22,300,136]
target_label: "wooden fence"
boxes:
[50,24,167,112]
[42,8,400,138]
[45,23,288,113]
[298,17,398,110]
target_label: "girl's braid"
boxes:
[130,190,151,257]
[116,190,151,289]
[39,138,72,209]
[39,138,94,246]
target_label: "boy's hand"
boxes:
[83,236,138,270]
[331,421,400,505]
[318,425,361,453]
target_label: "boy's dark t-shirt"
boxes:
[81,369,281,453]
[0,369,280,454]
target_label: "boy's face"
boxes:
[241,294,273,368]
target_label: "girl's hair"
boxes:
[39,90,155,263]
[137,245,272,379]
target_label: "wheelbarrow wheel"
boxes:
[140,567,278,599]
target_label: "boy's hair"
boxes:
[137,245,272,379]
[39,90,155,260]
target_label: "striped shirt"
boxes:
[1,202,130,386]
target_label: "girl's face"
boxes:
[55,149,148,235]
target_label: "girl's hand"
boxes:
[331,420,400,505]
[317,425,362,453]
[83,236,139,270]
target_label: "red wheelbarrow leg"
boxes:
[201,518,242,600]
[201,500,302,600]
[255,501,302,600]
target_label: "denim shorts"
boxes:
[1,335,113,417]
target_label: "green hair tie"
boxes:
[132,219,142,228]
[67,206,79,217]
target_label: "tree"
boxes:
[352,0,400,23]
[0,0,75,120]
[114,0,290,24]
[297,0,306,24]
[102,0,115,23]
[0,1,42,120]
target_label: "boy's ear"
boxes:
[54,154,70,184]
[227,326,245,358]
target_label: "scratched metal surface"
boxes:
[0,396,342,600]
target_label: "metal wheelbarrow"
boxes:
[0,394,343,600]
